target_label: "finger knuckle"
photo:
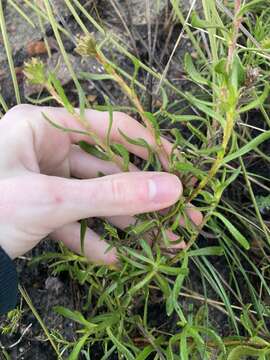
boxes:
[107,175,148,206]
[109,177,127,204]
[37,176,64,207]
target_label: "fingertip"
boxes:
[149,173,182,205]
[178,203,203,227]
[186,205,203,226]
[84,245,118,266]
[52,223,119,266]
[106,248,119,265]
[166,230,186,249]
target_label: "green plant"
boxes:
[1,0,270,359]
[0,308,23,336]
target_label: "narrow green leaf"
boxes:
[161,87,168,109]
[129,271,156,296]
[231,55,246,89]
[215,58,227,75]
[155,273,171,298]
[238,0,265,16]
[42,112,90,136]
[144,112,161,145]
[79,71,114,80]
[185,93,225,127]
[188,246,224,257]
[118,129,152,148]
[25,95,55,105]
[165,113,207,123]
[184,53,209,85]
[48,72,74,113]
[100,345,117,360]
[186,122,207,142]
[78,141,111,161]
[166,253,188,321]
[80,219,87,255]
[180,327,188,360]
[118,129,153,170]
[191,12,211,28]
[140,239,154,261]
[135,346,155,360]
[78,85,87,119]
[111,143,129,171]
[195,145,222,155]
[195,326,226,354]
[127,219,158,236]
[159,265,188,276]
[174,162,205,178]
[106,327,135,360]
[213,212,250,250]
[238,84,269,113]
[173,254,188,301]
[68,333,90,360]
[123,247,154,264]
[54,306,96,329]
[228,345,269,360]
[223,131,270,164]
[223,167,241,188]
[131,56,140,90]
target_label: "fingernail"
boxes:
[148,174,182,204]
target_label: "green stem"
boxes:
[170,0,208,63]
[43,0,81,92]
[239,153,270,245]
[0,0,21,104]
[19,285,62,359]
[8,0,35,27]
[185,110,236,249]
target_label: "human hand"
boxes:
[0,105,202,264]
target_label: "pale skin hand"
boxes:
[0,105,202,264]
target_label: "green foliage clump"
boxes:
[1,0,270,359]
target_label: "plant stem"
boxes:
[45,83,125,171]
[0,0,21,104]
[188,0,243,202]
[95,51,170,168]
[227,0,242,70]
[19,285,62,359]
[188,109,235,202]
[239,154,270,245]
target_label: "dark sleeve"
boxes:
[0,247,18,315]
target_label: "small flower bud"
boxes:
[23,58,47,85]
[75,34,97,57]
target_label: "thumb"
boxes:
[21,172,182,230]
